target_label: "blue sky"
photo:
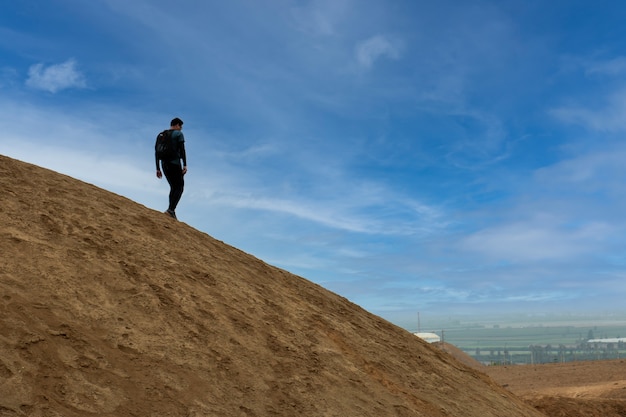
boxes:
[3,0,626,330]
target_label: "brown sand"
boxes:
[485,360,626,417]
[438,341,626,417]
[1,154,547,416]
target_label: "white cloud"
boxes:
[355,35,402,69]
[534,147,626,189]
[585,56,626,76]
[291,2,340,36]
[551,106,626,133]
[204,188,443,236]
[26,59,86,93]
[460,220,611,263]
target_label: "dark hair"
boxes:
[170,117,184,127]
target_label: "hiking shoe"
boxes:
[165,209,177,220]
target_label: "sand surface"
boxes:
[436,341,626,416]
[1,154,619,416]
[484,359,626,417]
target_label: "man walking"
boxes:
[155,117,187,219]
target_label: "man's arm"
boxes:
[155,153,162,178]
[180,142,187,166]
[179,133,187,175]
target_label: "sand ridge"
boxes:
[1,154,544,416]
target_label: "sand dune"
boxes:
[0,154,546,416]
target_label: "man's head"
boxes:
[170,117,184,129]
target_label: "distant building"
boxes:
[587,337,626,344]
[413,332,441,343]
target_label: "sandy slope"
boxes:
[0,154,545,417]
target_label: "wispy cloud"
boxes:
[534,146,626,192]
[550,89,626,133]
[197,177,446,236]
[355,35,402,69]
[26,59,86,93]
[290,0,351,36]
[460,221,611,262]
[584,56,626,76]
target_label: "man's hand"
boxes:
[182,166,188,175]
[156,170,162,179]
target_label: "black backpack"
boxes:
[155,129,177,160]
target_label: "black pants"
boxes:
[162,162,184,211]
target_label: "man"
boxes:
[155,117,187,219]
